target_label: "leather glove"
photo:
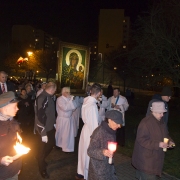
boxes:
[1,156,13,166]
[42,136,48,143]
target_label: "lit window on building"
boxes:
[123,20,126,23]
[35,39,38,41]
[94,52,96,54]
[123,45,126,49]
[94,46,97,48]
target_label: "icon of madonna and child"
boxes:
[61,50,85,89]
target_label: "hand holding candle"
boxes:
[13,133,30,160]
[163,138,169,152]
[108,142,117,164]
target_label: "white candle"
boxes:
[108,142,117,164]
[163,138,169,152]
[12,154,23,160]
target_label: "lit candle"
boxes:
[108,142,117,164]
[163,138,169,152]
[13,133,30,160]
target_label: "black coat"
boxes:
[0,81,15,94]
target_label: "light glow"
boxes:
[108,142,117,152]
[13,133,30,160]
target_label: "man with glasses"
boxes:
[146,86,172,128]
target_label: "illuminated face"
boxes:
[50,87,57,95]
[161,96,171,102]
[21,90,27,96]
[62,91,70,97]
[4,103,19,117]
[0,73,7,83]
[108,119,121,130]
[152,112,164,121]
[113,89,120,98]
[26,86,31,93]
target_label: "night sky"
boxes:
[0,0,149,45]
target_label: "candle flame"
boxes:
[14,133,30,155]
[108,142,117,152]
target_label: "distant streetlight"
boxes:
[36,71,39,73]
[114,67,117,70]
[27,51,33,56]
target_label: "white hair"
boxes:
[61,87,70,94]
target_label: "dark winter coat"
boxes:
[0,119,22,180]
[146,94,169,126]
[34,90,56,137]
[16,95,34,124]
[132,114,173,176]
[87,121,119,180]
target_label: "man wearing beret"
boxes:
[0,91,22,180]
[87,110,123,180]
[146,86,172,128]
[132,102,175,179]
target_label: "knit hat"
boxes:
[0,91,19,108]
[161,87,172,96]
[150,102,167,113]
[105,110,123,124]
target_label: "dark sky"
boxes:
[0,0,149,45]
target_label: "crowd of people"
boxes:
[0,70,176,180]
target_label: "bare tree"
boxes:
[129,0,180,88]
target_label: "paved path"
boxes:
[114,153,179,180]
[19,143,179,180]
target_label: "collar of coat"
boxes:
[101,121,116,135]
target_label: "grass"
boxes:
[116,92,180,178]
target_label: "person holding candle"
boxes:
[87,110,123,180]
[0,91,22,180]
[132,102,175,180]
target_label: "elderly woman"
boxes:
[87,110,123,180]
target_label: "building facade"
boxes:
[98,9,130,58]
[12,25,59,55]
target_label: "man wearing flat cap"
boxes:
[146,86,172,127]
[87,110,123,180]
[132,102,175,179]
[0,91,22,180]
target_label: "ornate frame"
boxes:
[57,41,90,90]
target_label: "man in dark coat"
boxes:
[146,86,172,127]
[0,71,15,94]
[132,102,175,179]
[34,82,57,179]
[0,91,22,180]
[87,110,123,180]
